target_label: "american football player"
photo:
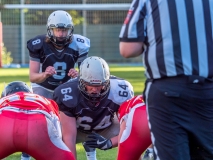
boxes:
[28,10,90,99]
[117,95,152,160]
[0,81,75,160]
[53,56,134,160]
[25,10,90,159]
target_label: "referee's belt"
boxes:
[152,75,213,84]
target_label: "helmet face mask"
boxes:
[1,81,32,98]
[47,10,74,47]
[78,56,110,105]
[79,79,110,104]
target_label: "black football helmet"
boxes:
[1,81,32,98]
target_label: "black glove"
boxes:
[84,132,113,150]
[82,142,96,152]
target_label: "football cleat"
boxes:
[142,148,154,160]
[21,152,31,160]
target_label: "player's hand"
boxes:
[83,132,112,150]
[44,66,56,77]
[68,68,79,78]
[82,142,96,152]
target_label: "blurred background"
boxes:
[0,0,142,68]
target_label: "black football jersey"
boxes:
[53,76,134,132]
[28,34,90,90]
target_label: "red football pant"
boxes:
[0,110,75,160]
[117,106,151,160]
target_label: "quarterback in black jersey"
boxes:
[28,10,90,99]
[24,10,90,160]
[53,56,134,160]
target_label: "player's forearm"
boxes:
[67,143,76,159]
[70,144,77,159]
[29,72,48,83]
[110,136,118,148]
[63,137,77,159]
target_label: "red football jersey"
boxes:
[0,92,59,118]
[117,95,151,160]
[0,91,75,160]
[118,95,145,122]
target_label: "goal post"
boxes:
[0,3,131,65]
[1,4,130,10]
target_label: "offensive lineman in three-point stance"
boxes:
[0,81,75,160]
[53,56,134,160]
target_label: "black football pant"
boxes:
[143,75,213,160]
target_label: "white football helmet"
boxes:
[79,56,110,104]
[47,10,74,47]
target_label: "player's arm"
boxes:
[67,35,89,78]
[110,112,119,148]
[60,111,77,159]
[29,60,56,83]
[119,42,144,58]
[74,34,90,68]
[118,120,126,140]
[28,36,56,83]
[110,135,119,148]
[67,54,87,78]
[117,109,126,145]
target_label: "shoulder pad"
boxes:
[66,77,78,83]
[53,80,80,110]
[108,78,134,105]
[68,34,90,55]
[27,35,46,51]
[27,35,46,58]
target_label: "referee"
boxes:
[119,0,213,160]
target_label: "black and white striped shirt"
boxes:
[119,0,213,79]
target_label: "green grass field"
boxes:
[0,66,146,160]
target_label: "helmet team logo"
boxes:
[90,79,102,85]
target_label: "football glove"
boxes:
[82,142,96,152]
[84,132,112,150]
